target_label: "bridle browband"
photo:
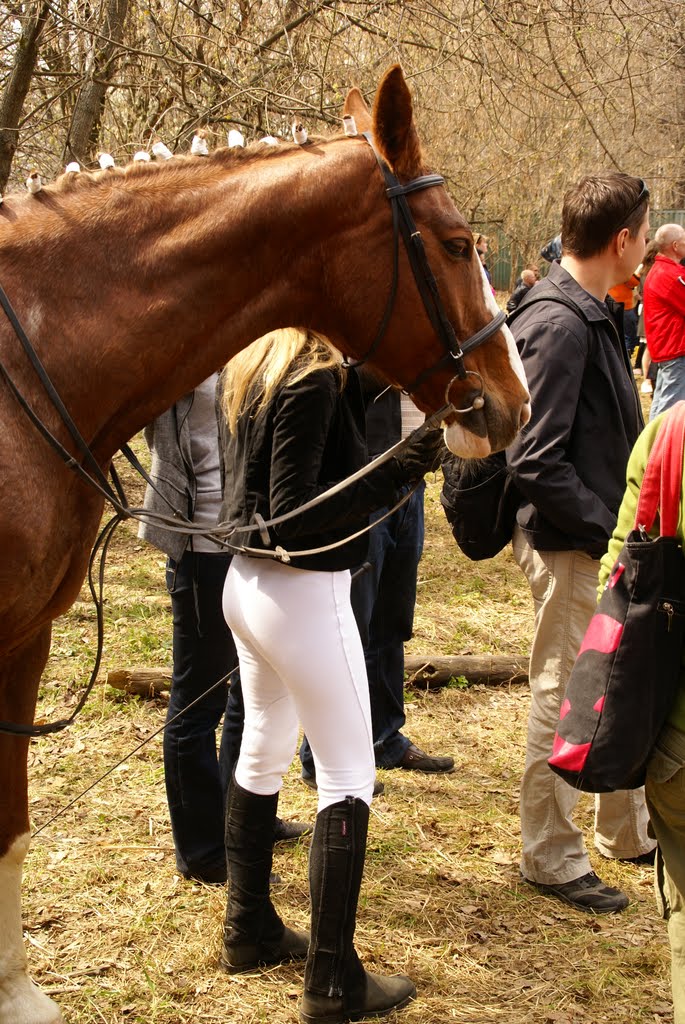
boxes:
[344,131,507,412]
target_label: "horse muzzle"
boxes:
[442,394,530,459]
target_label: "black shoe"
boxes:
[397,743,455,773]
[300,970,416,1023]
[182,864,281,886]
[221,924,310,975]
[301,773,385,797]
[274,817,313,843]
[618,848,657,866]
[182,870,226,886]
[181,863,227,885]
[524,871,629,914]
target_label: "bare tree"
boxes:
[62,0,130,165]
[0,0,682,276]
[0,1,50,191]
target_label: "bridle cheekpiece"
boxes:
[345,131,506,415]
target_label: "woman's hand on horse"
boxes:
[393,427,446,482]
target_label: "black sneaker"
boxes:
[524,871,629,914]
[301,772,385,796]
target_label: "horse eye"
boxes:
[443,238,470,259]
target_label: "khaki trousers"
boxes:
[646,725,685,1024]
[513,528,655,884]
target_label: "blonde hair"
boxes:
[221,327,345,434]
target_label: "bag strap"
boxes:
[505,284,589,330]
[660,403,685,536]
[634,401,685,537]
[635,423,668,533]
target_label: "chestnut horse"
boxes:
[0,65,529,1023]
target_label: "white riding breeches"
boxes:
[222,554,376,810]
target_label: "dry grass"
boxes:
[26,445,671,1024]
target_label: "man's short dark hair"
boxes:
[561,173,649,259]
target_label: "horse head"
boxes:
[339,66,530,458]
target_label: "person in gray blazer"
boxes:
[140,374,309,884]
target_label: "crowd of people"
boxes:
[137,160,685,1024]
[512,219,685,413]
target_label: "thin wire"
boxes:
[32,665,239,838]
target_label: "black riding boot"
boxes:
[300,796,415,1024]
[220,775,309,973]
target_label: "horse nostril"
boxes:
[519,402,531,429]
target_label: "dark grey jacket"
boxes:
[507,261,644,557]
[139,393,198,562]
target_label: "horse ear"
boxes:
[343,87,372,133]
[372,64,423,178]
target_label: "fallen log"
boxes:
[104,655,529,698]
[105,668,172,698]
[404,654,529,689]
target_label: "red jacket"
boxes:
[644,254,685,361]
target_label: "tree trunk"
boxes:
[0,2,50,192]
[105,667,172,697]
[103,655,529,699]
[63,0,130,165]
[404,654,529,689]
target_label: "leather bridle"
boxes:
[0,136,507,736]
[345,132,507,414]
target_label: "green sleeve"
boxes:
[596,416,666,600]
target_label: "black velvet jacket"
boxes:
[218,366,406,571]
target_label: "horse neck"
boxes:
[5,140,376,462]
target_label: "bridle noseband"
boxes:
[345,131,506,413]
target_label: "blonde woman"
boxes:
[217,327,442,1023]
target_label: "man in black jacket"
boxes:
[507,173,655,913]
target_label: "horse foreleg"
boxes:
[0,626,64,1024]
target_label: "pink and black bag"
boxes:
[548,402,685,793]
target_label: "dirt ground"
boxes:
[24,454,671,1024]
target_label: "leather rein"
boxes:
[0,132,506,737]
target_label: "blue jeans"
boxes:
[300,484,424,774]
[164,551,243,879]
[650,355,685,420]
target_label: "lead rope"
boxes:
[0,412,441,737]
[31,663,240,838]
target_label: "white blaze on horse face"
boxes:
[476,258,529,401]
[0,833,64,1024]
[441,259,531,456]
